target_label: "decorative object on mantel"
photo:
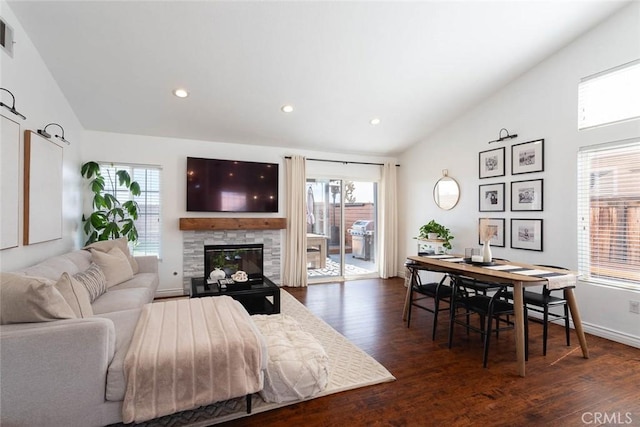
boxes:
[37,122,71,145]
[487,127,518,144]
[479,218,497,262]
[0,88,27,120]
[80,161,141,245]
[416,220,454,251]
[179,217,287,231]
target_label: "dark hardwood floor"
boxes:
[223,278,640,427]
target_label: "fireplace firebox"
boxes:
[204,243,264,283]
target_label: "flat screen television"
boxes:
[186,157,278,212]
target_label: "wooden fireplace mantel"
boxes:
[179,217,287,231]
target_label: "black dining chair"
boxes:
[448,274,517,368]
[522,265,573,357]
[405,261,453,340]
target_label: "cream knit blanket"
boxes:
[122,296,265,423]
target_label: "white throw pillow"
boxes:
[84,237,139,274]
[55,272,94,318]
[91,246,134,288]
[73,263,108,302]
[0,273,76,324]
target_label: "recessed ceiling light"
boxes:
[281,105,294,113]
[370,118,381,125]
[173,88,189,98]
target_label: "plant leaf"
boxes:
[116,170,131,188]
[93,194,106,209]
[90,176,105,193]
[113,207,125,220]
[130,181,141,196]
[81,161,100,179]
[104,193,119,210]
[123,200,139,219]
[90,212,108,229]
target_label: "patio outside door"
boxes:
[306,178,378,282]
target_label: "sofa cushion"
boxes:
[73,263,108,302]
[90,247,134,288]
[91,288,155,315]
[108,273,159,292]
[85,237,139,274]
[55,273,93,318]
[0,273,76,324]
[95,308,142,401]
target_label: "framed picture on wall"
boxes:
[511,179,543,211]
[512,139,544,175]
[479,182,505,212]
[510,218,543,251]
[478,218,505,247]
[479,147,505,179]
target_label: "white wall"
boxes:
[0,1,84,272]
[83,130,396,295]
[398,3,640,347]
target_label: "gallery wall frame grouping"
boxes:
[478,138,545,251]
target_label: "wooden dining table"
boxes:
[406,255,590,377]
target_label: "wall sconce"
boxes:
[37,123,71,145]
[0,87,27,120]
[488,128,518,144]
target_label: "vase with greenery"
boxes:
[417,220,454,251]
[80,161,141,245]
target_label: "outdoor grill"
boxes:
[348,220,375,261]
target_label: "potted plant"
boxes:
[80,161,141,245]
[417,220,454,251]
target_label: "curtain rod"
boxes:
[285,156,400,167]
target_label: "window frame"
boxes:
[577,138,640,291]
[98,162,162,258]
[578,59,640,130]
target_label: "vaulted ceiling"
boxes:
[7,1,629,156]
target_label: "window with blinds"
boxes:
[578,59,640,130]
[577,139,640,289]
[100,163,162,257]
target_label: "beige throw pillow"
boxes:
[73,263,108,302]
[0,273,76,325]
[84,237,139,274]
[90,246,134,288]
[55,272,93,318]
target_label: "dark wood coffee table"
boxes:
[190,276,280,315]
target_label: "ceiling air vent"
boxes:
[0,17,14,58]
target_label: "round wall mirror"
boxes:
[433,175,460,210]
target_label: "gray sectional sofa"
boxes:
[0,246,159,427]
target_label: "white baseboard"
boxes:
[578,321,640,349]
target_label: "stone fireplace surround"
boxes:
[182,230,282,294]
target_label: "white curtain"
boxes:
[283,155,308,287]
[379,162,398,278]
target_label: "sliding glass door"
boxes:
[306,178,378,282]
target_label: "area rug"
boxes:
[113,289,395,427]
